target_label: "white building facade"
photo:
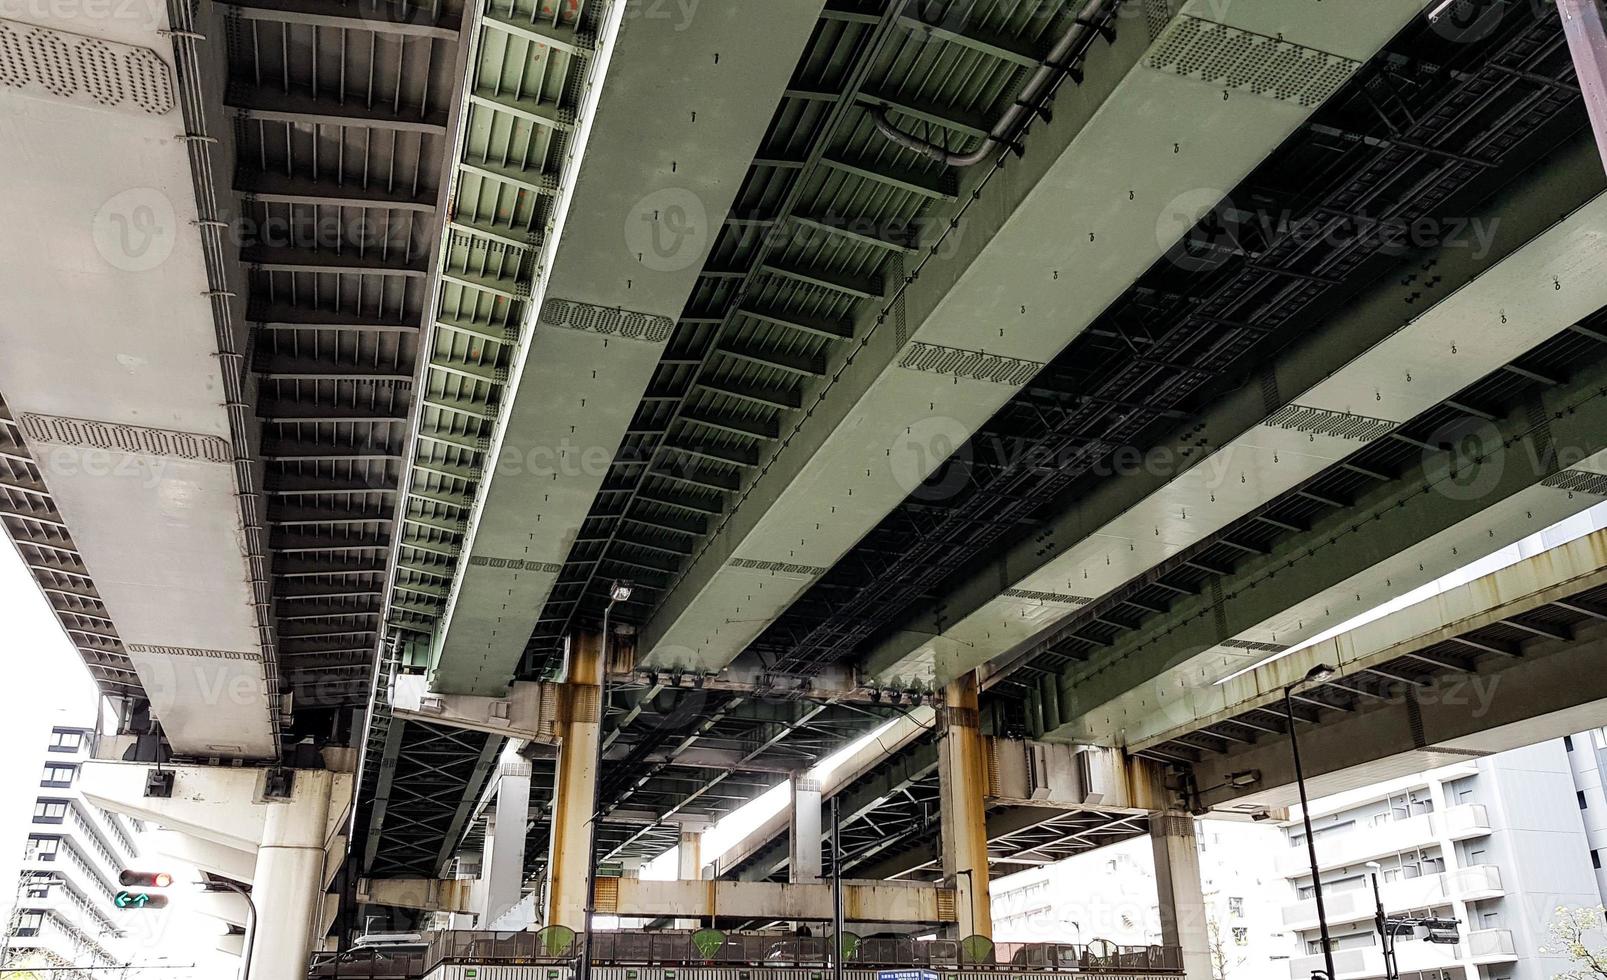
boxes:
[2,724,154,975]
[1281,738,1606,980]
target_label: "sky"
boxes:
[0,538,233,978]
[0,534,101,907]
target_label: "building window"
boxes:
[47,730,82,753]
[1594,850,1602,870]
[1229,896,1244,918]
[31,801,67,824]
[16,912,42,937]
[1581,790,1590,810]
[1232,928,1248,946]
[26,837,60,861]
[40,764,76,788]
[1567,735,1576,752]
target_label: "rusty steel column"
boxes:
[1560,0,1607,172]
[938,672,992,940]
[545,631,604,932]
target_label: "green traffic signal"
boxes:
[114,890,168,910]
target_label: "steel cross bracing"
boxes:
[520,0,1110,675]
[0,394,142,699]
[523,691,899,870]
[1040,320,1607,762]
[364,718,502,877]
[750,1,1586,678]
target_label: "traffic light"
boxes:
[115,870,172,910]
[118,871,173,888]
[114,891,167,909]
[1419,918,1461,945]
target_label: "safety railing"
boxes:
[424,930,1183,974]
[308,947,428,978]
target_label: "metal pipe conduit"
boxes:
[871,0,1121,167]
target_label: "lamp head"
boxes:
[609,581,634,603]
[1304,664,1337,684]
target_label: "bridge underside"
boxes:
[13,0,1607,971]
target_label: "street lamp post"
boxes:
[1284,663,1337,980]
[1365,862,1399,980]
[196,880,257,980]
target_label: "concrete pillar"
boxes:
[1151,811,1213,980]
[1559,0,1607,174]
[675,823,704,930]
[251,772,335,980]
[790,776,823,883]
[545,631,604,932]
[480,757,532,925]
[938,672,992,940]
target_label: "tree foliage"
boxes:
[1543,905,1607,980]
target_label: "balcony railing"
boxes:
[1283,865,1503,929]
[1279,805,1491,876]
[1286,929,1515,980]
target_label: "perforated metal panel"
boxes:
[1146,15,1359,107]
[0,19,174,114]
[1543,469,1607,497]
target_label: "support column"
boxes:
[938,673,991,940]
[545,632,604,932]
[1151,811,1213,980]
[790,776,823,883]
[675,822,704,930]
[1559,0,1607,173]
[250,771,335,980]
[480,757,532,925]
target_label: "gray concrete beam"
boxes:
[863,135,1607,688]
[1191,614,1607,815]
[1047,350,1607,745]
[1137,527,1607,756]
[425,0,829,695]
[639,0,1433,676]
[1047,347,1607,745]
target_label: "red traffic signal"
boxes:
[118,870,173,889]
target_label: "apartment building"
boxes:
[1,724,151,975]
[1281,739,1604,980]
[990,820,1292,979]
